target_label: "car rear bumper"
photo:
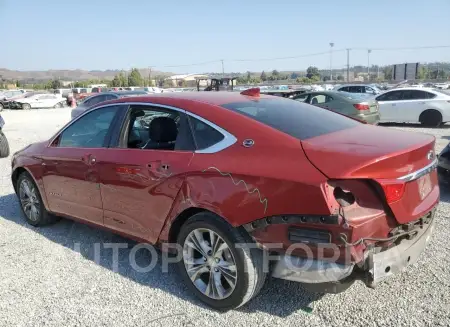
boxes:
[271,209,436,292]
[355,112,380,125]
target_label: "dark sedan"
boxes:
[438,142,450,184]
[70,90,149,119]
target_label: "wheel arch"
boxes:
[12,166,50,211]
[419,108,443,122]
[11,166,28,193]
[167,207,214,244]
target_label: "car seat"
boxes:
[142,117,178,150]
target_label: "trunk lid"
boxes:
[302,124,439,224]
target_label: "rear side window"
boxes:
[402,90,436,100]
[376,90,403,101]
[188,116,224,149]
[221,98,360,140]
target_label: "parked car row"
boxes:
[294,86,450,127]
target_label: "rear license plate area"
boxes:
[417,173,432,199]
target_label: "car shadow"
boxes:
[379,122,450,129]
[0,193,322,318]
[439,183,450,203]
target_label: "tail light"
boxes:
[353,103,370,110]
[380,182,406,203]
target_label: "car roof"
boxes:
[103,91,275,106]
[384,87,436,92]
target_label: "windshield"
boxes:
[221,98,360,140]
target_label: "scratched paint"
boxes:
[201,166,268,213]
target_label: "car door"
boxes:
[390,90,427,123]
[40,105,122,224]
[28,95,42,108]
[95,104,196,243]
[375,90,404,122]
[40,94,58,107]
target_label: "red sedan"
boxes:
[11,89,439,310]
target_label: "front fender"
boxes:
[12,155,50,211]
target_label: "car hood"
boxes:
[301,124,435,179]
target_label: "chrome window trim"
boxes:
[57,101,237,153]
[397,158,438,182]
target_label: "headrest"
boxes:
[149,117,177,142]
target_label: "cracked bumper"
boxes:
[271,211,436,292]
[366,211,436,287]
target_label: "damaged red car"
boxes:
[11,89,439,310]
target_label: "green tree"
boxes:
[128,68,143,86]
[306,66,320,79]
[51,79,62,89]
[438,70,447,79]
[290,72,299,79]
[337,75,344,81]
[246,71,251,82]
[74,81,87,88]
[260,71,267,82]
[417,66,427,80]
[15,80,20,87]
[271,70,279,79]
[111,75,121,87]
[237,76,247,84]
[323,76,331,81]
[118,73,128,87]
[383,67,393,80]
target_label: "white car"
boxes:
[376,87,450,126]
[434,83,449,90]
[12,94,66,110]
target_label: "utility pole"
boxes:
[329,42,334,81]
[346,49,350,82]
[367,49,372,82]
[221,59,225,77]
[148,67,152,87]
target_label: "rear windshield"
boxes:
[221,98,360,140]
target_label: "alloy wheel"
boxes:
[19,179,40,221]
[183,228,237,300]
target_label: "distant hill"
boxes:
[0,68,173,83]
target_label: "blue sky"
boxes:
[1,0,449,73]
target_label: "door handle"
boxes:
[82,154,96,165]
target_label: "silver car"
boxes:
[71,90,149,119]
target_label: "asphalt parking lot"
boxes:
[0,108,449,327]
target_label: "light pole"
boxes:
[329,42,334,81]
[367,49,372,81]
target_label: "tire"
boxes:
[419,110,442,127]
[0,103,3,111]
[176,212,266,310]
[53,102,63,108]
[16,172,60,226]
[22,103,31,110]
[0,131,9,158]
